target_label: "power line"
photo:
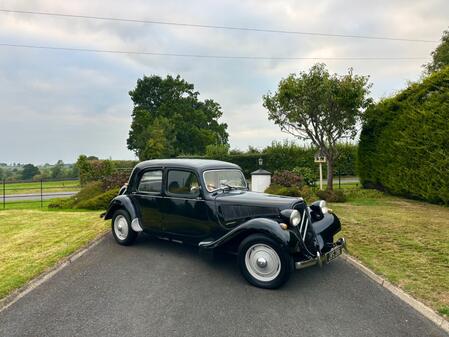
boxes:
[0,8,438,43]
[0,43,429,61]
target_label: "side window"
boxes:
[167,170,200,197]
[137,170,163,194]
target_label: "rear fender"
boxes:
[199,218,300,253]
[104,195,138,220]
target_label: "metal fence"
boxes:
[1,177,81,209]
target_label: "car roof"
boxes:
[134,158,241,172]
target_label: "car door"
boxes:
[131,169,164,233]
[160,168,211,241]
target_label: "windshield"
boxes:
[203,169,247,192]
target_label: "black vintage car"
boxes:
[104,159,346,288]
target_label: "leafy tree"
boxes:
[21,164,40,180]
[86,156,99,161]
[51,160,66,179]
[247,146,261,154]
[263,63,371,190]
[139,117,175,159]
[127,75,229,160]
[229,148,244,155]
[425,28,449,74]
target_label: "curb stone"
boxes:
[342,254,449,334]
[0,232,108,314]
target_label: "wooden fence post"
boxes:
[40,179,43,208]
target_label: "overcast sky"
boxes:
[0,0,447,165]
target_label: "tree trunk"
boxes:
[326,158,334,191]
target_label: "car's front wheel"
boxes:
[238,234,293,289]
[112,210,137,246]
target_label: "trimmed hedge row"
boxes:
[358,66,449,204]
[180,143,357,178]
[76,144,358,182]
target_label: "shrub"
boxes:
[48,198,75,209]
[72,181,103,202]
[48,181,107,210]
[316,189,347,203]
[272,170,304,188]
[292,166,315,186]
[101,171,130,191]
[76,155,136,185]
[75,189,119,210]
[358,66,449,204]
[264,184,315,203]
[76,156,114,185]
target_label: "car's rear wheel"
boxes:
[238,234,293,289]
[112,210,137,246]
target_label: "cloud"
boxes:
[0,0,447,164]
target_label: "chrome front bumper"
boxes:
[295,237,347,270]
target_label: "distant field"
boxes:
[1,180,80,196]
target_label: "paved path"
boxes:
[0,234,447,337]
[2,191,77,202]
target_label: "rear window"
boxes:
[137,170,162,193]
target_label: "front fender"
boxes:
[103,195,138,220]
[311,213,341,249]
[199,218,300,253]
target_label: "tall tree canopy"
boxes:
[127,75,228,160]
[21,164,40,180]
[425,28,449,74]
[263,64,371,190]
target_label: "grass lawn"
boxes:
[0,209,108,300]
[2,179,80,195]
[331,193,449,319]
[324,182,360,189]
[1,200,54,210]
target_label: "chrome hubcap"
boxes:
[114,215,128,240]
[245,244,281,282]
[257,257,267,268]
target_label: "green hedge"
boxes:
[76,155,137,185]
[76,145,357,182]
[358,66,449,204]
[180,142,357,178]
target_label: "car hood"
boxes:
[214,190,304,224]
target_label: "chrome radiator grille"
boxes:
[296,206,310,241]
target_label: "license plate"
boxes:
[326,246,342,263]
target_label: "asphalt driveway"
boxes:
[0,233,447,337]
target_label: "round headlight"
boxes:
[290,209,301,227]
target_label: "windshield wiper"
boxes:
[212,184,246,195]
[219,183,235,191]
